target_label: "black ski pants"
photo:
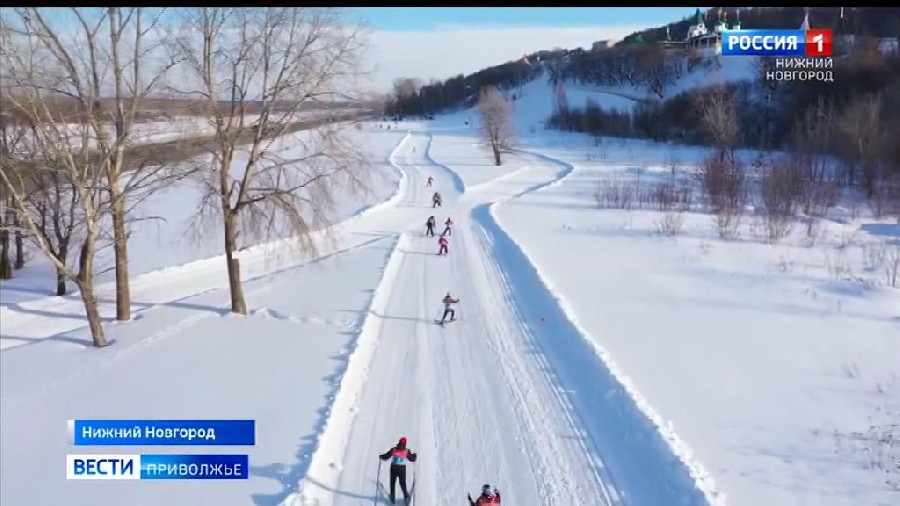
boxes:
[438,244,448,255]
[389,464,410,500]
[426,224,434,237]
[441,308,455,322]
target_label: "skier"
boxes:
[425,216,436,237]
[437,235,449,256]
[468,484,501,505]
[426,176,433,187]
[379,436,417,504]
[432,191,442,208]
[441,217,453,237]
[439,292,459,324]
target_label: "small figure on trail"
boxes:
[441,217,453,237]
[425,216,436,237]
[379,436,417,504]
[439,292,459,324]
[468,484,501,505]
[426,175,434,187]
[437,235,449,256]
[432,191,442,208]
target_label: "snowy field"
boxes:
[0,124,406,350]
[4,109,366,152]
[492,137,900,506]
[1,70,898,506]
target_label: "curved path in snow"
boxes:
[287,130,709,506]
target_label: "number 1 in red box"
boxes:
[805,29,833,57]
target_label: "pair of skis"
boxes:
[376,479,415,505]
[434,317,457,326]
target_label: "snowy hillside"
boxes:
[1,55,898,506]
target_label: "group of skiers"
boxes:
[379,437,500,505]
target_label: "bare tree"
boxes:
[0,114,30,279]
[836,93,886,198]
[167,7,369,315]
[552,81,569,128]
[0,22,111,346]
[694,85,739,164]
[636,45,674,100]
[4,7,177,321]
[477,85,514,166]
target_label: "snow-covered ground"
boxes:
[2,61,898,506]
[6,108,364,152]
[0,124,405,348]
[492,140,900,506]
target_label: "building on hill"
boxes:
[685,8,739,57]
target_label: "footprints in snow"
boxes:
[249,307,356,328]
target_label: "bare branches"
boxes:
[477,85,514,166]
[169,7,370,315]
[694,85,739,164]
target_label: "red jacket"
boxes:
[444,218,453,226]
[438,236,448,246]
[473,492,500,505]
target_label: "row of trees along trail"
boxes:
[0,7,370,347]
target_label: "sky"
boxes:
[9,7,709,96]
[349,7,708,92]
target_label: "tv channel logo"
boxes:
[66,454,139,480]
[722,29,832,57]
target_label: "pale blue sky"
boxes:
[348,7,708,31]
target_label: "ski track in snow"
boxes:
[284,131,710,506]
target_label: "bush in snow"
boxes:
[698,156,748,240]
[655,212,684,237]
[758,161,798,243]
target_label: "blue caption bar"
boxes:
[721,30,806,57]
[69,419,255,446]
[141,454,248,479]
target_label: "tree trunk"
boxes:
[0,228,12,280]
[223,210,247,315]
[12,211,24,269]
[109,187,131,320]
[77,239,108,348]
[56,267,67,296]
[492,145,502,166]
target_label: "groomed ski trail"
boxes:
[288,132,623,506]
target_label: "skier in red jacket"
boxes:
[437,235,448,256]
[468,484,501,505]
[378,437,417,504]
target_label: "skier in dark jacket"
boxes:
[468,484,501,505]
[432,191,442,208]
[425,216,436,237]
[379,437,417,504]
[441,217,453,236]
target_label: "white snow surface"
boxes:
[1,78,899,506]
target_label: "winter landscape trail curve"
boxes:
[287,132,629,506]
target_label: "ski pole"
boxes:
[373,459,382,506]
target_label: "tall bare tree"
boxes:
[836,93,886,198]
[0,20,111,346]
[3,7,176,321]
[167,7,369,315]
[694,85,739,164]
[477,85,514,166]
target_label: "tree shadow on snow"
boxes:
[249,329,361,506]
